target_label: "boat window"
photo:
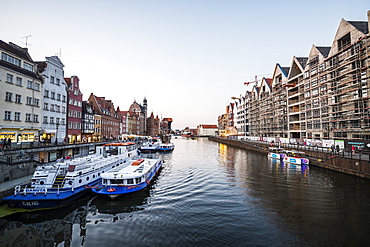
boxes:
[79,179,82,183]
[68,181,73,185]
[110,179,124,184]
[86,177,89,181]
[40,181,44,185]
[93,175,95,178]
[127,178,134,184]
[135,177,142,183]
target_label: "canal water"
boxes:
[1,137,370,246]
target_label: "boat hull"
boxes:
[2,181,97,209]
[92,160,162,199]
[283,156,309,165]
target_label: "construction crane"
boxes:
[244,74,271,85]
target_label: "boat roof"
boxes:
[101,158,159,179]
[103,142,136,146]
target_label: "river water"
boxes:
[1,137,370,247]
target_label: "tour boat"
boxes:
[139,137,161,152]
[91,154,163,199]
[282,150,309,165]
[157,142,175,152]
[2,142,138,209]
[267,147,286,160]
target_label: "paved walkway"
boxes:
[0,175,32,192]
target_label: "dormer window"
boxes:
[2,53,20,66]
[23,62,34,72]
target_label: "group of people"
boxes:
[0,138,12,150]
[330,144,341,154]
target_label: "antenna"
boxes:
[22,35,31,47]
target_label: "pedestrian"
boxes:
[336,145,340,154]
[358,146,362,153]
[331,145,335,154]
[7,138,11,150]
[351,145,355,155]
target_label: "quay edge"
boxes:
[209,137,370,180]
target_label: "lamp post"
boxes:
[55,122,60,145]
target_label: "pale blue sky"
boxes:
[1,1,369,129]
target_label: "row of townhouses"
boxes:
[219,11,370,148]
[0,40,172,144]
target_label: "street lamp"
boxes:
[55,122,60,145]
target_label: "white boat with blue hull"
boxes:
[91,154,163,199]
[158,142,175,152]
[267,148,309,166]
[2,142,138,209]
[140,137,161,152]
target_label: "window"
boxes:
[50,117,54,124]
[23,62,34,72]
[34,83,40,91]
[69,98,73,104]
[14,112,21,121]
[16,77,22,86]
[56,94,61,101]
[44,90,49,98]
[6,74,13,83]
[26,97,32,105]
[61,118,65,124]
[33,98,39,106]
[33,114,38,122]
[50,104,55,111]
[51,92,55,99]
[27,80,33,89]
[68,110,73,117]
[56,105,60,112]
[62,106,66,113]
[50,76,55,84]
[43,116,48,124]
[68,121,72,129]
[56,78,60,85]
[4,111,11,120]
[5,92,13,101]
[56,118,60,124]
[44,102,48,110]
[62,95,66,102]
[26,113,31,122]
[2,53,20,66]
[15,94,21,103]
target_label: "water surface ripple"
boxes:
[1,138,370,247]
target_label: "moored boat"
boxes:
[91,154,163,199]
[2,142,138,209]
[140,137,161,152]
[282,150,309,165]
[158,143,175,152]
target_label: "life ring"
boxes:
[107,188,116,192]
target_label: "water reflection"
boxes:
[0,196,91,247]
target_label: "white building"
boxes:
[36,56,67,143]
[197,124,218,136]
[0,40,44,143]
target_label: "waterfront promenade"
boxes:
[209,136,370,179]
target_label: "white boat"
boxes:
[91,154,163,199]
[158,142,175,152]
[2,142,138,209]
[282,150,309,165]
[140,137,161,152]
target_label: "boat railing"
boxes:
[15,182,76,196]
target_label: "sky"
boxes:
[1,1,369,129]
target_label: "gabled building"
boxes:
[65,76,83,143]
[82,101,95,142]
[271,63,290,137]
[197,124,218,136]
[88,93,120,140]
[0,40,43,143]
[147,112,160,137]
[36,56,67,144]
[285,56,308,139]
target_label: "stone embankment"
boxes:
[209,137,370,179]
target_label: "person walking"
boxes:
[351,145,355,155]
[7,138,11,150]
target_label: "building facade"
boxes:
[0,40,43,143]
[227,11,370,144]
[37,56,67,144]
[65,76,83,143]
